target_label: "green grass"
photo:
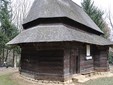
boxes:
[84,77,113,85]
[0,74,18,85]
[0,73,113,85]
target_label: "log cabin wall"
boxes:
[19,42,109,81]
[93,46,109,72]
[20,43,65,81]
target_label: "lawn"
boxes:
[83,77,113,85]
[1,73,113,85]
[0,74,18,85]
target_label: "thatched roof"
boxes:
[23,0,103,33]
[7,24,113,45]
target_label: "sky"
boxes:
[73,0,112,10]
[73,0,112,9]
[73,0,112,15]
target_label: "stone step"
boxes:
[72,74,89,83]
[72,72,113,83]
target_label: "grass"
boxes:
[0,73,113,85]
[0,74,18,85]
[83,77,113,85]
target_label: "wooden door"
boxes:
[70,49,80,74]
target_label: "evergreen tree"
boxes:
[81,0,110,38]
[0,0,19,66]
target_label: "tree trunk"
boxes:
[5,49,9,62]
[13,50,14,66]
[2,48,5,64]
[13,50,17,68]
[14,56,17,69]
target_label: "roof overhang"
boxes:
[7,24,113,46]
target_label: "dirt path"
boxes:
[0,67,18,76]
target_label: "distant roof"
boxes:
[23,0,103,33]
[7,24,113,45]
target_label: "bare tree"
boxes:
[9,0,33,68]
[11,0,34,31]
[108,11,113,29]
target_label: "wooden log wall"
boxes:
[20,43,64,81]
[19,42,109,81]
[93,46,109,72]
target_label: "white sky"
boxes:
[73,0,112,10]
[73,0,112,17]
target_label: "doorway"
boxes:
[70,49,80,74]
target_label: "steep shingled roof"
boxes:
[7,24,113,45]
[23,0,103,33]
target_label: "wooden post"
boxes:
[13,50,17,68]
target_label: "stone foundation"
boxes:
[20,74,75,85]
[19,71,113,85]
[20,71,74,85]
[20,71,65,81]
[72,72,113,83]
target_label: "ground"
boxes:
[1,66,113,85]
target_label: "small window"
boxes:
[86,45,92,60]
[86,45,90,56]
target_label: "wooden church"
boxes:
[8,0,113,82]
